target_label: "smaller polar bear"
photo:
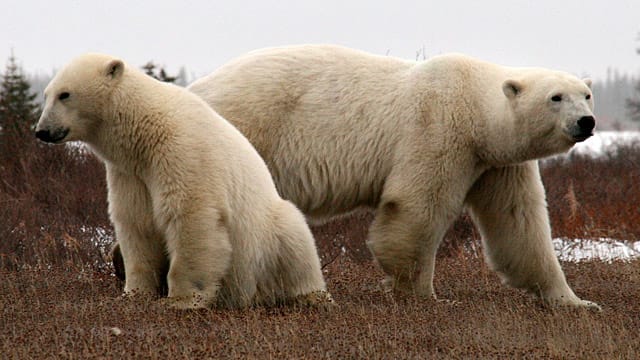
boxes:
[35,53,331,309]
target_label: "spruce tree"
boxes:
[0,52,40,146]
[628,83,640,122]
[0,52,42,197]
[141,61,178,83]
[626,33,640,122]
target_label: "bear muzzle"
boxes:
[35,128,70,143]
[571,115,595,142]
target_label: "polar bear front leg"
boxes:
[107,169,168,296]
[466,161,601,310]
[163,207,232,309]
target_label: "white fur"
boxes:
[36,53,328,309]
[188,44,599,309]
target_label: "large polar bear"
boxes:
[35,53,331,309]
[186,45,601,309]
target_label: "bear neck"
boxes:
[90,73,175,175]
[474,99,538,166]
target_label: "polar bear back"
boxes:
[191,45,420,217]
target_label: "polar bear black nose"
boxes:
[35,129,53,142]
[35,128,69,143]
[577,116,595,132]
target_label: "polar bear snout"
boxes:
[35,127,69,144]
[578,116,595,132]
[570,115,595,142]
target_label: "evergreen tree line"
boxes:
[15,56,640,131]
[591,71,639,129]
[626,38,640,123]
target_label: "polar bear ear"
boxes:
[583,78,593,88]
[104,59,124,80]
[502,79,523,99]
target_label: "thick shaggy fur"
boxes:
[35,53,330,309]
[185,45,600,309]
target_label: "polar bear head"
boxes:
[501,71,595,159]
[35,54,125,144]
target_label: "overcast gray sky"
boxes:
[2,0,639,81]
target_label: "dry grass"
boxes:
[2,256,638,359]
[2,136,639,358]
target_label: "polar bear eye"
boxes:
[58,92,70,101]
[585,94,591,100]
[551,94,562,102]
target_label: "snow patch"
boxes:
[566,131,640,156]
[553,238,640,262]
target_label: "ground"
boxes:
[2,246,638,358]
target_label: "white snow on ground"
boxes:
[565,130,640,156]
[82,226,113,248]
[553,238,640,262]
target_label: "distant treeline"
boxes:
[26,65,640,131]
[591,69,639,129]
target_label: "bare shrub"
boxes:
[0,137,110,271]
[542,139,640,241]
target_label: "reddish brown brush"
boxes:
[0,136,110,271]
[542,140,640,241]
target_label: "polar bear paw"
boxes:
[544,295,602,311]
[292,290,337,309]
[164,293,212,310]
